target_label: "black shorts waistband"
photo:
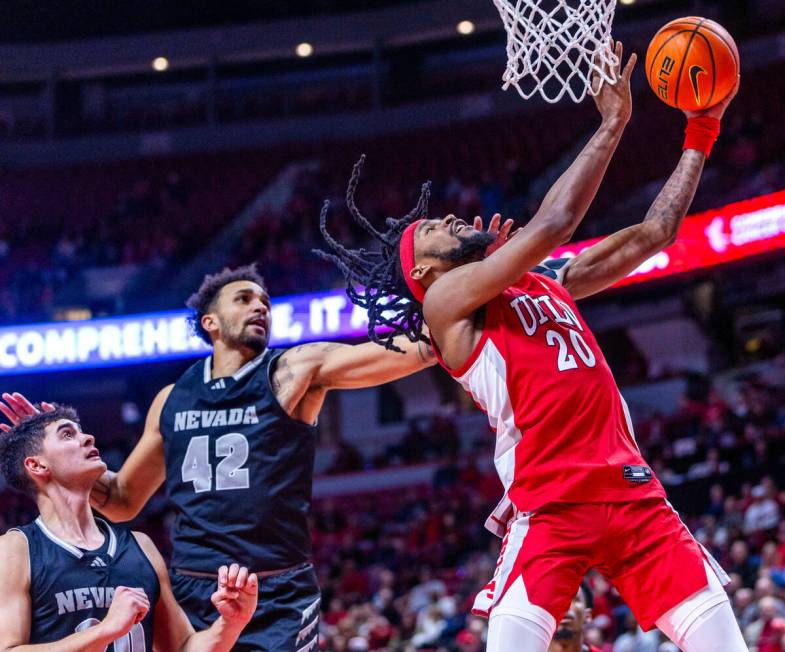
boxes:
[173,561,311,580]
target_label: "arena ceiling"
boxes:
[3,0,740,44]
[1,1,433,43]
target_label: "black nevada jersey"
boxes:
[160,348,317,573]
[13,517,159,650]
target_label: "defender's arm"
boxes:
[280,336,435,393]
[91,385,173,522]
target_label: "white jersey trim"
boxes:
[34,517,85,559]
[202,351,266,384]
[453,338,523,537]
[96,518,118,558]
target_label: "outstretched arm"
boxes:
[562,78,740,300]
[425,43,637,322]
[91,385,172,521]
[272,336,435,424]
[277,336,435,392]
[561,150,705,299]
[538,42,636,234]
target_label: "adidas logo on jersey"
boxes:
[211,379,226,390]
[90,557,107,567]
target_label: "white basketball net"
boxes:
[493,0,619,104]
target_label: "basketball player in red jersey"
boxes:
[317,41,746,651]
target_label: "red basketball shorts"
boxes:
[473,498,729,631]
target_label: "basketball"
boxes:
[645,17,739,111]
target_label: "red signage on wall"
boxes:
[549,190,785,288]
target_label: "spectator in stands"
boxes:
[611,611,659,652]
[736,588,759,629]
[744,596,785,651]
[730,540,762,589]
[746,485,782,535]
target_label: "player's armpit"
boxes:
[91,385,172,522]
[560,224,662,299]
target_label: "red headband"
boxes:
[399,219,426,303]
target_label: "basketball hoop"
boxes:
[493,0,619,104]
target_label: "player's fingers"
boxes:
[727,74,741,101]
[591,72,601,95]
[133,604,149,624]
[41,401,56,412]
[622,52,638,82]
[245,572,259,595]
[235,566,249,590]
[12,393,38,414]
[487,213,501,234]
[500,219,515,239]
[0,399,21,424]
[3,392,30,416]
[227,563,240,587]
[599,41,612,79]
[473,216,482,231]
[590,51,600,86]
[0,424,9,433]
[218,565,228,586]
[129,588,149,605]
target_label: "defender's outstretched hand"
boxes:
[684,75,740,121]
[212,563,258,626]
[0,393,55,432]
[592,40,637,125]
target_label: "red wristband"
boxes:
[683,116,721,158]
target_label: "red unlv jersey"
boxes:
[433,260,665,536]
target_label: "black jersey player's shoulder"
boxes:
[0,527,31,584]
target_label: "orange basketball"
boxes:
[645,17,739,112]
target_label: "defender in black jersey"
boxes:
[2,264,437,651]
[0,406,257,651]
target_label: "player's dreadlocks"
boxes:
[314,156,430,353]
